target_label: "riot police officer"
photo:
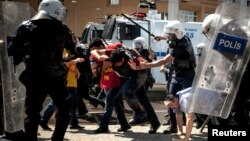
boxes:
[7,0,75,140]
[202,13,250,126]
[129,20,196,134]
[132,37,156,92]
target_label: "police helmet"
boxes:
[202,13,232,41]
[38,0,67,21]
[202,14,220,41]
[132,37,148,49]
[164,20,185,39]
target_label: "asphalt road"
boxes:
[36,85,208,141]
[0,85,208,141]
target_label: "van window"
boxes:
[90,29,103,42]
[81,25,104,44]
[118,23,140,40]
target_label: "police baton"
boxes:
[121,13,155,38]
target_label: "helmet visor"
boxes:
[165,27,177,34]
[132,42,142,49]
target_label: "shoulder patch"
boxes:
[22,20,37,31]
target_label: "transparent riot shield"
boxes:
[189,2,250,118]
[0,1,34,133]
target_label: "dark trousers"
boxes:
[24,73,71,141]
[232,71,250,125]
[77,79,104,114]
[99,87,128,128]
[168,108,177,128]
[122,71,160,126]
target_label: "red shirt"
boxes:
[90,43,122,89]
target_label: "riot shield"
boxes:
[189,2,250,118]
[0,1,34,133]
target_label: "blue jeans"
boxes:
[41,100,56,124]
[122,70,160,126]
[68,87,78,126]
[99,86,129,128]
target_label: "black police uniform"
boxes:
[136,48,156,92]
[164,35,196,133]
[8,12,75,141]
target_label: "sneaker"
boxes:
[39,122,52,131]
[94,127,109,134]
[163,126,178,134]
[70,125,84,129]
[148,123,160,134]
[117,125,131,132]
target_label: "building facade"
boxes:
[12,0,227,37]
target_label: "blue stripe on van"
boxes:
[155,52,167,57]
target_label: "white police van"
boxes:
[100,10,206,84]
[81,6,206,84]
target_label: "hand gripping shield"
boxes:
[189,2,250,118]
[0,1,34,132]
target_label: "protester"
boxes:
[74,38,105,121]
[39,32,85,131]
[91,43,131,133]
[108,47,161,134]
[164,88,194,141]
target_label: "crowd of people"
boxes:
[0,0,250,141]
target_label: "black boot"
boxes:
[163,126,178,134]
[148,123,160,134]
[94,126,109,133]
[4,130,28,141]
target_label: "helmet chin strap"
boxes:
[167,40,177,48]
[167,34,178,47]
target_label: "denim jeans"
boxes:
[41,100,56,124]
[122,70,160,126]
[68,87,78,126]
[99,86,129,128]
